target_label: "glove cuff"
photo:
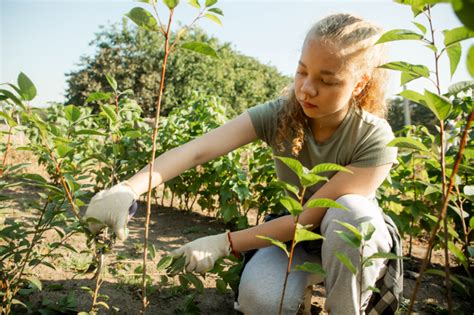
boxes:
[121,180,140,200]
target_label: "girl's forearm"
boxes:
[229,215,295,252]
[230,206,328,253]
[126,142,200,196]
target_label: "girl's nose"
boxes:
[300,79,318,97]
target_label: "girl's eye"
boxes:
[321,79,338,86]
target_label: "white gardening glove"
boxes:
[84,181,139,240]
[170,232,232,273]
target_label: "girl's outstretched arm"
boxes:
[126,111,259,195]
[230,163,393,252]
[85,111,258,240]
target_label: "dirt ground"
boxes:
[1,136,473,314]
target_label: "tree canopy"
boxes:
[65,18,292,118]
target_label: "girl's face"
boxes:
[294,38,364,121]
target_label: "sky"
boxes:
[1,0,473,108]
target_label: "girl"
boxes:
[85,13,402,314]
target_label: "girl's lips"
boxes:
[302,101,318,109]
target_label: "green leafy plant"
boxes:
[256,156,351,315]
[334,220,406,315]
[376,0,474,311]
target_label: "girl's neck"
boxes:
[309,105,351,134]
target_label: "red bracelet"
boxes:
[227,232,241,259]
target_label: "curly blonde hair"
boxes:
[275,13,390,156]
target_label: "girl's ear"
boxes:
[352,73,370,97]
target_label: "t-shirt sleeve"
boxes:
[246,98,284,146]
[350,120,398,167]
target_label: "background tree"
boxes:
[65,18,292,118]
[387,96,437,133]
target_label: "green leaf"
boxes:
[444,26,474,47]
[181,41,219,59]
[205,0,217,7]
[448,241,468,270]
[448,80,474,95]
[375,29,423,44]
[423,89,452,121]
[11,299,27,309]
[468,245,474,257]
[105,74,118,91]
[379,61,429,85]
[367,286,380,293]
[335,220,362,241]
[216,279,227,293]
[75,129,106,136]
[204,13,222,26]
[163,0,179,9]
[256,235,289,257]
[335,252,357,274]
[398,89,425,105]
[310,163,352,175]
[124,130,142,138]
[301,173,326,187]
[335,230,361,248]
[182,273,204,293]
[425,44,438,52]
[100,104,119,124]
[274,180,299,196]
[275,156,303,178]
[294,262,326,276]
[55,144,73,158]
[148,243,156,260]
[64,105,81,123]
[125,7,159,31]
[305,198,349,211]
[26,277,42,291]
[156,255,174,271]
[468,45,474,77]
[280,196,303,216]
[295,224,324,245]
[208,7,223,15]
[0,89,25,109]
[412,21,427,34]
[17,72,37,101]
[451,0,474,30]
[0,111,17,127]
[188,0,200,8]
[387,137,429,152]
[446,42,461,78]
[85,91,113,104]
[360,222,376,241]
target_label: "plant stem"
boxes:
[0,125,13,177]
[91,247,105,313]
[141,8,175,313]
[408,109,473,314]
[278,187,306,315]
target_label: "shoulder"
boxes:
[352,106,394,138]
[246,96,288,146]
[247,96,286,116]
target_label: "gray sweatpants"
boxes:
[235,194,392,314]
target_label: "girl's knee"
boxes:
[237,278,302,314]
[321,194,381,235]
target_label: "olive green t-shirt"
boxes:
[246,97,398,201]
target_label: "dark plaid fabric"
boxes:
[365,212,404,315]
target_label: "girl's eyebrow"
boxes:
[298,60,336,76]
